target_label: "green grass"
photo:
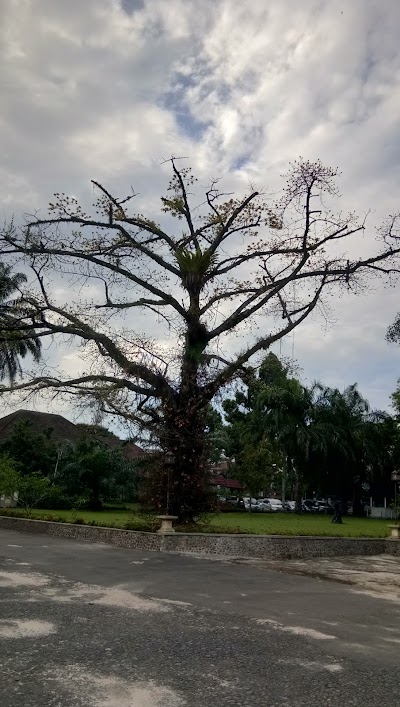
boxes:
[206,512,391,538]
[0,507,393,538]
[30,508,134,525]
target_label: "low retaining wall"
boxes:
[0,516,162,551]
[0,515,397,560]
[160,532,391,559]
[388,539,400,556]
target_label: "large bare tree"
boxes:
[0,158,399,521]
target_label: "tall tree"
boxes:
[303,384,373,508]
[390,380,400,418]
[225,359,398,512]
[223,354,287,497]
[1,159,400,521]
[0,263,41,381]
[256,375,318,509]
[0,420,59,477]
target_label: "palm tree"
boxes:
[0,263,41,381]
[257,381,371,510]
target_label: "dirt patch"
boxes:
[0,619,56,638]
[40,582,170,613]
[256,618,336,640]
[0,570,49,587]
[278,658,343,672]
[48,666,185,707]
[157,598,192,607]
[1,565,186,614]
[238,554,400,602]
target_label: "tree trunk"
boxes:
[164,308,212,523]
[281,460,286,510]
[161,393,212,523]
[141,296,213,524]
[293,464,303,513]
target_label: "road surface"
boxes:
[0,528,399,706]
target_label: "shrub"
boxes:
[39,485,74,510]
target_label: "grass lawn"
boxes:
[3,508,393,538]
[206,512,391,538]
[27,508,134,526]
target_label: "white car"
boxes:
[284,500,296,511]
[243,497,259,510]
[257,499,272,512]
[262,498,283,512]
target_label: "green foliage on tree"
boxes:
[0,420,59,477]
[17,473,52,516]
[57,438,137,509]
[223,354,291,499]
[0,454,20,497]
[390,381,400,418]
[0,461,52,517]
[0,262,41,381]
[0,420,138,510]
[224,354,400,512]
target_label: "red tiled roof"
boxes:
[210,475,242,490]
[224,478,242,489]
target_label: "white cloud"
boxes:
[1,0,400,425]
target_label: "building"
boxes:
[209,460,242,493]
[0,409,145,460]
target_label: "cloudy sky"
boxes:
[1,0,400,424]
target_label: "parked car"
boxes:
[262,498,283,512]
[302,499,319,513]
[257,499,272,512]
[217,496,240,511]
[316,500,333,514]
[242,497,261,511]
[284,500,296,511]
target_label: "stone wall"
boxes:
[160,532,390,559]
[0,514,397,559]
[388,539,400,556]
[0,516,162,551]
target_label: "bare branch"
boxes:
[0,374,157,398]
[204,276,328,398]
[207,191,260,256]
[25,216,181,277]
[3,229,186,318]
[171,159,198,248]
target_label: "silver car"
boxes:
[284,500,296,511]
[261,498,283,512]
[257,499,272,512]
[243,497,260,510]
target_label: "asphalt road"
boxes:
[0,529,399,707]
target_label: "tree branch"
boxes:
[20,296,173,397]
[0,374,157,398]
[204,277,328,398]
[3,230,187,319]
[26,216,181,276]
[207,191,260,255]
[171,159,199,249]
